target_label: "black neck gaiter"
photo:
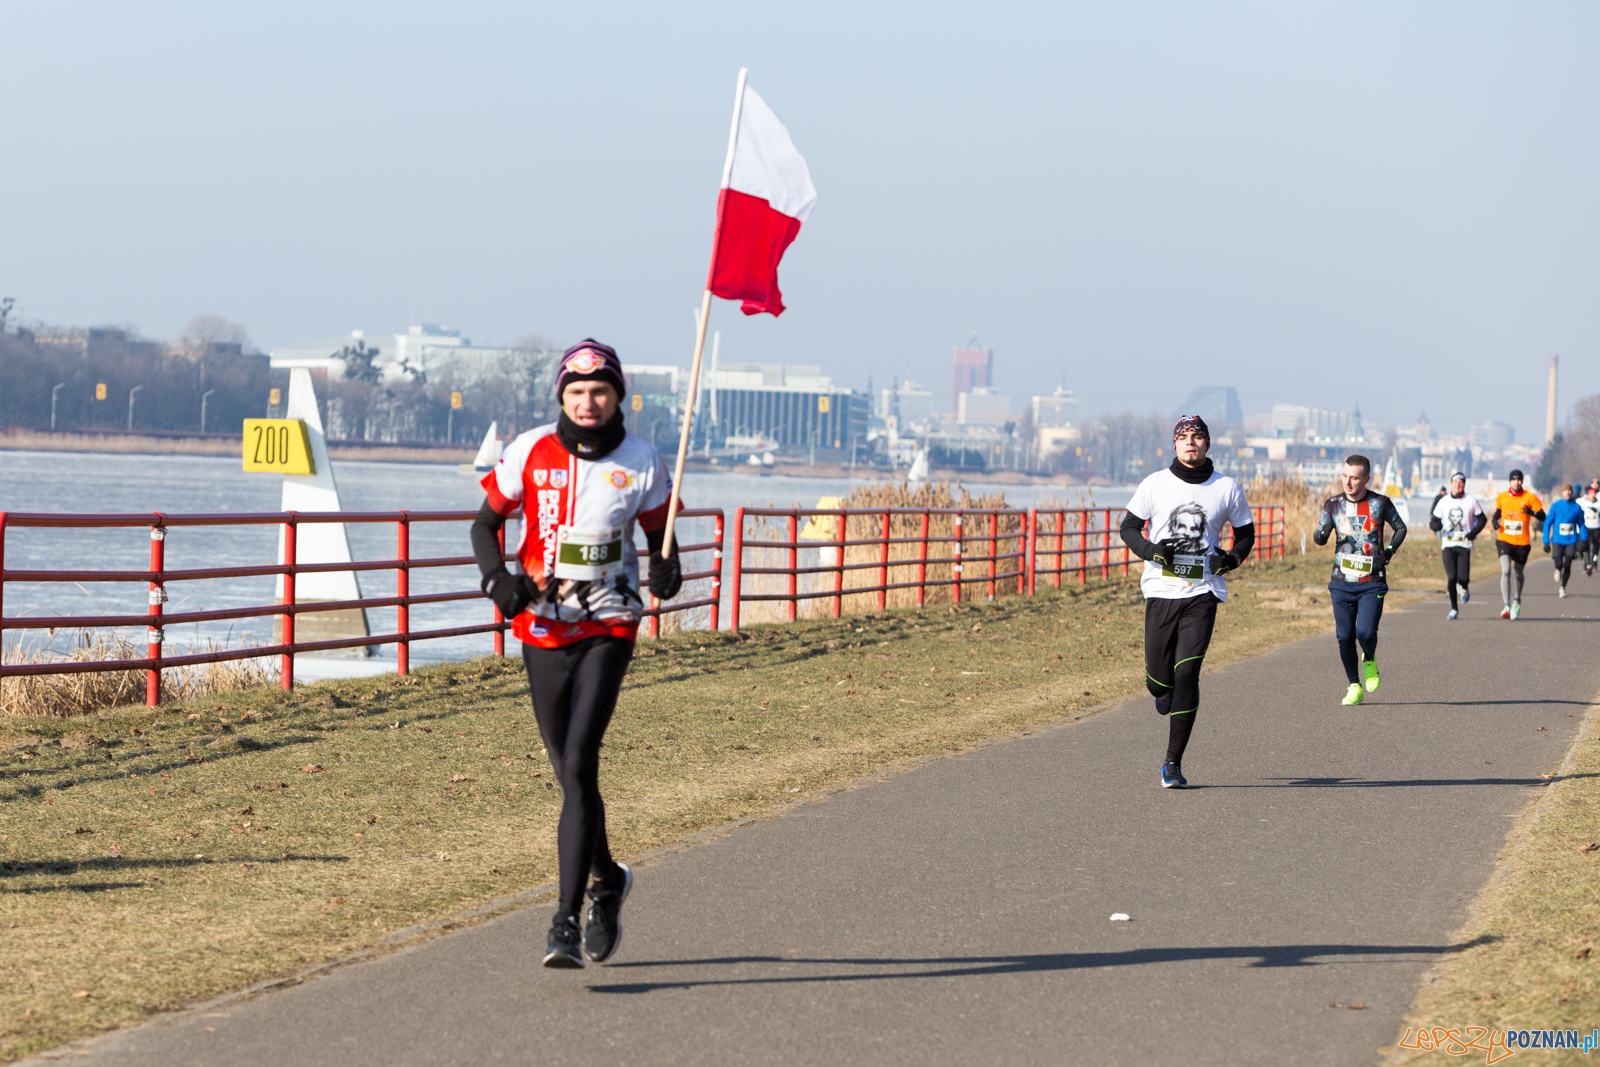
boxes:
[556,410,627,461]
[1169,456,1215,485]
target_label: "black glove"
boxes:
[648,545,682,600]
[1383,547,1395,564]
[1208,550,1240,576]
[1149,538,1180,567]
[1543,541,1552,554]
[1523,503,1536,516]
[481,568,535,618]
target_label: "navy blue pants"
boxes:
[1329,582,1385,684]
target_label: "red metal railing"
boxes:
[1025,505,1286,592]
[727,506,1029,630]
[0,508,725,705]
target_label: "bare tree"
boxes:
[181,315,252,355]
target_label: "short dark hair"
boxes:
[1343,455,1371,476]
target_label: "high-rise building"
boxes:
[1174,386,1243,427]
[952,346,993,403]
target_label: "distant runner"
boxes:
[1120,415,1255,789]
[1543,484,1587,599]
[1312,455,1407,705]
[1579,482,1600,577]
[471,340,682,969]
[1491,470,1545,621]
[1428,472,1486,619]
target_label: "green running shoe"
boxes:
[1363,660,1380,693]
[1342,683,1364,706]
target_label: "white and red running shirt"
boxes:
[481,424,675,648]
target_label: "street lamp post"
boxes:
[50,382,65,431]
[128,385,143,432]
[850,432,862,470]
[200,389,217,433]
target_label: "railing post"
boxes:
[1077,510,1086,586]
[1053,511,1064,589]
[709,511,723,631]
[952,511,963,605]
[1026,508,1038,595]
[1120,509,1131,577]
[987,511,998,600]
[730,507,745,632]
[146,518,166,706]
[280,513,296,693]
[493,521,507,656]
[0,513,6,692]
[1101,509,1111,581]
[915,510,929,608]
[877,510,890,611]
[396,512,410,676]
[787,512,799,623]
[831,508,846,619]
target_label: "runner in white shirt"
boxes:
[1119,415,1255,789]
[1579,482,1600,577]
[471,339,682,969]
[1428,472,1486,619]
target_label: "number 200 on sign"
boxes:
[241,419,315,474]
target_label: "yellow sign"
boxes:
[242,419,315,474]
[269,388,281,407]
[95,383,106,401]
[630,394,643,412]
[450,391,463,409]
[817,395,830,414]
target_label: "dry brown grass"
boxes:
[0,430,239,457]
[1,631,277,717]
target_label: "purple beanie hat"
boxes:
[556,339,626,400]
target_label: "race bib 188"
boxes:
[554,526,625,581]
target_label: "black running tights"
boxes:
[1144,593,1218,765]
[1554,542,1580,586]
[1441,547,1471,611]
[522,636,634,918]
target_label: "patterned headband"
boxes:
[1172,415,1210,441]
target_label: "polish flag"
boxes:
[707,71,818,317]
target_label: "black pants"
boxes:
[1553,542,1580,586]
[1441,548,1472,611]
[1330,582,1385,684]
[1144,593,1218,765]
[1587,531,1600,571]
[522,636,634,918]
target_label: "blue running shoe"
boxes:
[1161,762,1187,789]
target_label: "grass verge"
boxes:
[1386,699,1600,1066]
[0,543,1443,1061]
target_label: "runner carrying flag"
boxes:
[1119,415,1255,789]
[471,340,682,969]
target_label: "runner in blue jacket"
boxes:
[1542,485,1587,599]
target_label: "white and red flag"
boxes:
[707,70,818,317]
[664,69,816,546]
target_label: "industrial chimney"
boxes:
[1546,354,1559,445]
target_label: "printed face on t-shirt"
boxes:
[1446,506,1464,534]
[1168,504,1207,552]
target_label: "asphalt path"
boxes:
[49,556,1600,1066]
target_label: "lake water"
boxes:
[0,450,1132,677]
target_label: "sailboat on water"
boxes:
[459,422,504,475]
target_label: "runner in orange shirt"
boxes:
[1490,469,1545,621]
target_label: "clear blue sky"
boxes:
[3,2,1596,442]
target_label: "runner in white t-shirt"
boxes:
[1119,415,1256,789]
[470,340,682,969]
[1579,482,1600,576]
[1427,472,1486,619]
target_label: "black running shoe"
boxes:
[1154,694,1172,716]
[542,914,585,969]
[583,863,633,963]
[1160,762,1187,789]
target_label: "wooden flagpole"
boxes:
[663,68,748,551]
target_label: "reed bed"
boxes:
[1246,475,1337,555]
[0,429,240,457]
[0,629,277,717]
